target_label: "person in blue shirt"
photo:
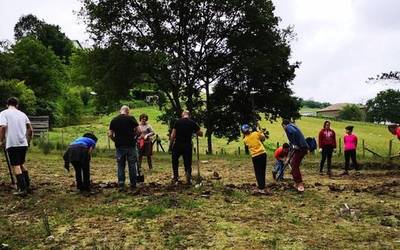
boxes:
[282,119,309,192]
[63,133,98,194]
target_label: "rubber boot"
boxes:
[22,170,32,193]
[14,174,27,196]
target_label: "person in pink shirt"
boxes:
[388,124,400,140]
[341,125,359,175]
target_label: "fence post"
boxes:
[276,142,280,148]
[156,135,159,152]
[238,146,240,155]
[362,139,365,158]
[338,138,342,155]
[107,133,111,149]
[388,139,393,158]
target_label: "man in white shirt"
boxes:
[0,97,33,196]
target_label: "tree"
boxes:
[367,71,400,82]
[14,14,74,62]
[366,89,400,124]
[80,0,300,151]
[0,79,37,114]
[338,104,365,121]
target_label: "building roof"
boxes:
[317,103,365,113]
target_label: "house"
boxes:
[316,103,366,118]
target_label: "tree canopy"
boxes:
[366,89,400,124]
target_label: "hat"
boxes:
[241,124,251,133]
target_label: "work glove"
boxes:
[318,148,322,153]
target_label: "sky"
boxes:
[0,0,399,104]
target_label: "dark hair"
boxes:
[323,120,330,128]
[83,132,98,142]
[139,113,148,121]
[7,97,18,107]
[388,124,398,132]
[282,143,290,149]
[345,126,354,132]
[282,119,291,126]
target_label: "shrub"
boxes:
[0,79,37,114]
[339,104,365,121]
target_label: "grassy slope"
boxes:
[49,106,400,156]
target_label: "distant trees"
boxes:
[338,104,365,121]
[301,99,330,109]
[366,89,400,124]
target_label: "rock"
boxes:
[45,235,55,243]
[0,243,10,250]
[212,171,221,180]
[329,184,345,192]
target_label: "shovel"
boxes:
[3,147,15,184]
[276,149,295,182]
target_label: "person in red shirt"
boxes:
[318,121,336,177]
[272,143,290,181]
[388,124,400,140]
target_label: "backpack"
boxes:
[305,137,317,152]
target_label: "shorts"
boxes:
[6,146,28,166]
[138,140,153,157]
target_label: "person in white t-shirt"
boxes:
[0,97,33,196]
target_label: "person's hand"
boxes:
[333,149,337,153]
[144,134,148,140]
[318,148,322,153]
[293,145,300,150]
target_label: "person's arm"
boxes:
[318,130,323,148]
[258,131,265,142]
[26,123,33,144]
[144,126,155,140]
[170,128,176,141]
[108,129,115,141]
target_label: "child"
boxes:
[272,143,290,181]
[318,120,337,177]
[342,126,358,175]
[241,124,271,195]
[63,133,98,194]
[388,124,400,140]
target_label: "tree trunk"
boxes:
[205,81,213,154]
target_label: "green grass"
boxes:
[43,105,400,157]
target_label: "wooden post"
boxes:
[388,139,393,158]
[156,135,159,152]
[362,139,365,158]
[276,142,280,148]
[238,146,241,155]
[107,133,111,149]
[338,138,342,155]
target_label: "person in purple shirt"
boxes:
[63,133,98,194]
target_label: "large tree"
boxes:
[14,14,74,62]
[80,0,300,152]
[366,89,400,124]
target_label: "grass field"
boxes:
[0,150,399,249]
[45,106,400,157]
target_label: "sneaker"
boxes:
[13,189,27,197]
[171,178,179,186]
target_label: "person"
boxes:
[282,119,308,192]
[241,124,271,194]
[318,120,337,177]
[342,125,359,175]
[63,133,98,194]
[388,124,400,140]
[108,105,139,192]
[170,110,203,185]
[137,113,155,170]
[272,143,290,181]
[0,97,33,196]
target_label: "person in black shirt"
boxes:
[108,105,139,192]
[170,110,203,185]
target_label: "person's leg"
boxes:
[171,143,181,181]
[290,149,305,184]
[252,154,268,192]
[116,148,127,190]
[138,155,143,171]
[344,150,350,173]
[18,147,31,192]
[182,144,193,184]
[7,147,27,194]
[276,160,285,181]
[319,147,327,173]
[82,161,91,191]
[71,162,83,191]
[127,147,138,189]
[147,156,153,170]
[326,147,333,176]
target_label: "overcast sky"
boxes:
[1,0,399,104]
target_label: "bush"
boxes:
[37,138,55,155]
[57,87,84,126]
[0,79,37,114]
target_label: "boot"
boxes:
[185,171,192,185]
[14,174,27,196]
[22,171,32,194]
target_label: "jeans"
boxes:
[252,153,267,189]
[344,149,358,171]
[71,161,90,191]
[116,147,138,187]
[274,159,285,181]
